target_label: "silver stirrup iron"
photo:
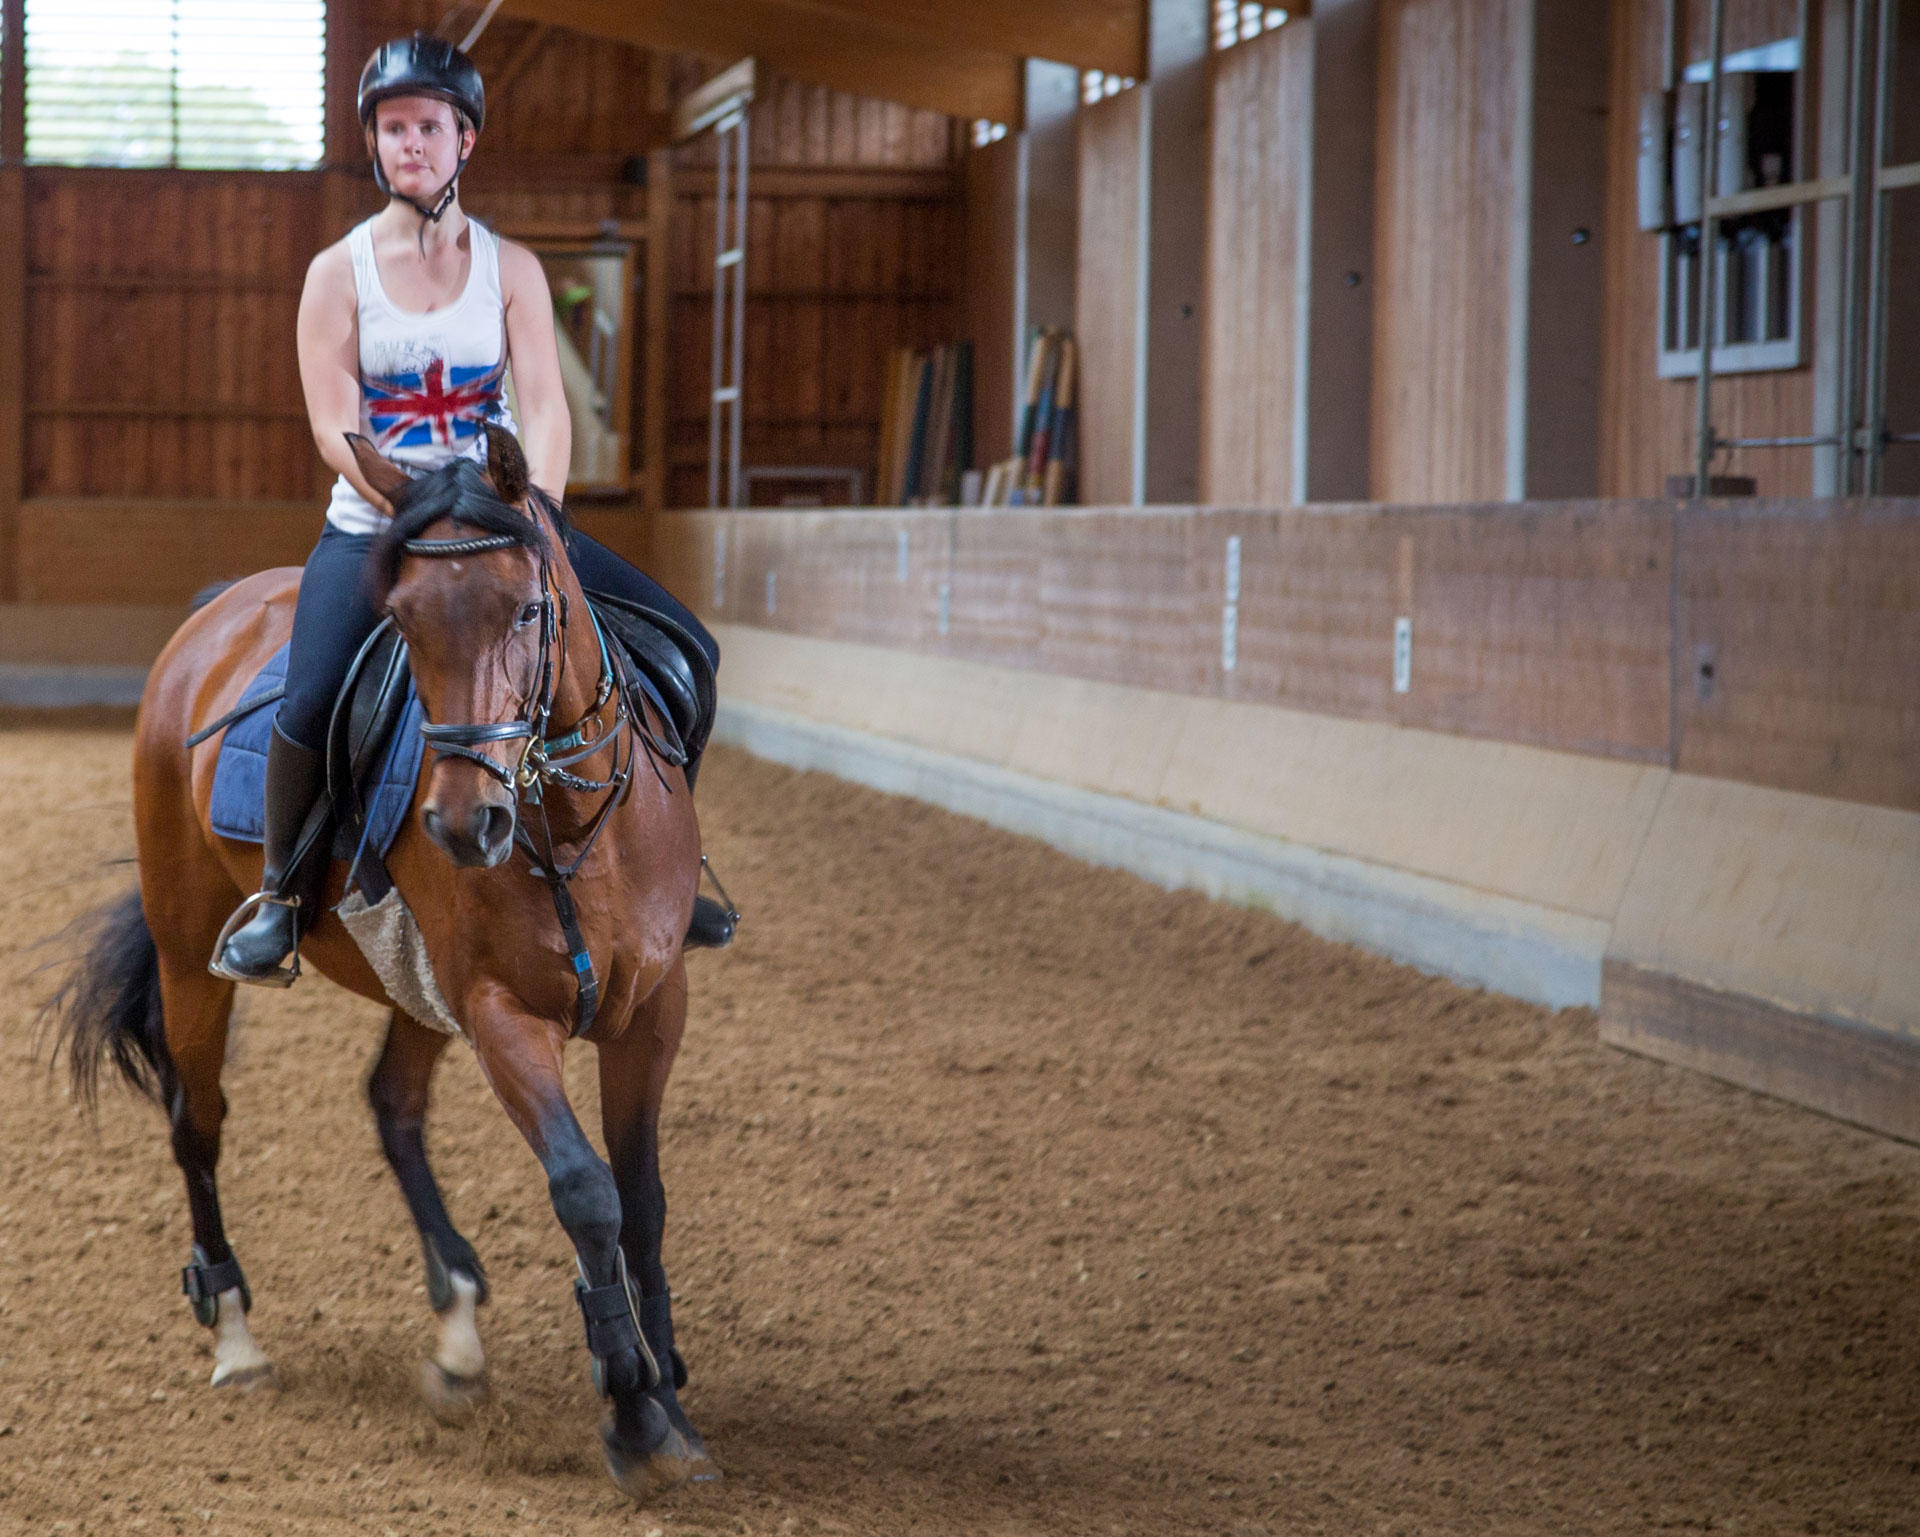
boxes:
[206,891,303,988]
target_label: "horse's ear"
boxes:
[344,433,412,503]
[483,423,531,506]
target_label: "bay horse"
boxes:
[47,427,717,1502]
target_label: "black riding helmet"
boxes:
[358,34,485,223]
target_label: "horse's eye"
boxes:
[516,601,542,629]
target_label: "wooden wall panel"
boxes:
[671,66,956,172]
[1200,503,1673,758]
[948,511,1048,671]
[24,171,329,502]
[1075,88,1146,508]
[664,64,961,511]
[661,495,1920,808]
[1674,501,1920,811]
[17,500,316,605]
[665,70,962,509]
[662,496,1697,767]
[702,510,941,650]
[1370,0,1521,504]
[1598,0,1818,497]
[1204,22,1311,505]
[1039,512,1204,694]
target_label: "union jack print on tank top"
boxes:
[363,357,508,451]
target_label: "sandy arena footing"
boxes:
[3,725,1918,1535]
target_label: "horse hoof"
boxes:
[601,1422,721,1504]
[210,1360,278,1393]
[419,1359,488,1425]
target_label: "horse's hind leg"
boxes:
[596,960,717,1487]
[366,1009,490,1421]
[157,957,276,1390]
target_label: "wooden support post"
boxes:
[321,0,370,243]
[1293,0,1377,505]
[642,54,673,529]
[969,61,1079,467]
[1504,0,1609,499]
[1022,60,1080,343]
[1811,0,1854,495]
[1871,3,1919,494]
[1141,0,1209,505]
[1,0,28,601]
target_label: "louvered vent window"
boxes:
[25,0,325,168]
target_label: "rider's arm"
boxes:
[296,241,395,516]
[498,238,572,501]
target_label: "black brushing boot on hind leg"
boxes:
[209,725,330,986]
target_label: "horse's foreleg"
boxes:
[366,1009,489,1421]
[596,960,717,1485]
[466,1002,687,1502]
[158,959,275,1391]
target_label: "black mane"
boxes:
[367,457,563,599]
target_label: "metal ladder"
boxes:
[708,104,748,510]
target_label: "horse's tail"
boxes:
[41,887,175,1112]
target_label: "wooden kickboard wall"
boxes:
[657,498,1920,815]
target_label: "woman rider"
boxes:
[213,34,730,986]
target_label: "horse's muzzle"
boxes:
[422,801,517,869]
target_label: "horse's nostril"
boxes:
[476,803,515,855]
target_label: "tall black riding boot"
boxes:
[209,725,330,987]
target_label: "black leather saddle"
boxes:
[583,589,718,767]
[326,620,417,903]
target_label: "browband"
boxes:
[403,534,522,557]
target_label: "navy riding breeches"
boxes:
[276,522,719,754]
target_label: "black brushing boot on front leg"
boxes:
[209,724,329,986]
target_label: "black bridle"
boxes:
[402,528,670,1037]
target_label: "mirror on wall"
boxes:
[507,240,638,494]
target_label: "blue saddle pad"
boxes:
[209,642,425,860]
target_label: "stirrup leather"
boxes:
[207,890,303,988]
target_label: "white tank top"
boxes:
[326,217,519,534]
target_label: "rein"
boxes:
[402,527,651,1037]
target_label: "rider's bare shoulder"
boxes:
[494,237,546,301]
[301,238,357,308]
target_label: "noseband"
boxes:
[400,528,663,1037]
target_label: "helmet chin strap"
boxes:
[401,176,460,223]
[392,163,465,249]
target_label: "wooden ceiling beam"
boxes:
[747,0,1145,78]
[497,0,1025,124]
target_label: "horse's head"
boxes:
[357,428,557,870]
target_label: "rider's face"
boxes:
[371,96,474,198]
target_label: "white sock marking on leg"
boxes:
[433,1272,485,1380]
